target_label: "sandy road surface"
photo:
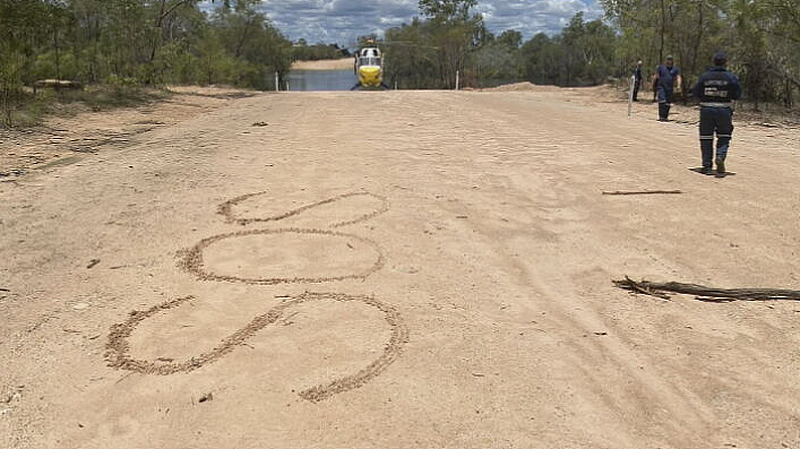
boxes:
[0,86,258,178]
[1,88,798,448]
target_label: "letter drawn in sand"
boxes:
[105,191,407,402]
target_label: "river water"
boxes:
[287,69,356,91]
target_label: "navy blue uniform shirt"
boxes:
[656,65,680,90]
[692,67,742,104]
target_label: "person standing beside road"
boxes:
[653,56,682,121]
[692,52,742,177]
[632,60,643,101]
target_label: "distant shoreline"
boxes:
[291,58,353,71]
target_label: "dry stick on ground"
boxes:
[614,277,800,302]
[613,277,671,301]
[602,190,683,196]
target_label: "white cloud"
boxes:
[200,0,603,45]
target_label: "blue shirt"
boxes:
[692,67,742,104]
[656,65,680,90]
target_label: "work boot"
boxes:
[658,103,668,121]
[715,157,726,177]
[701,147,714,172]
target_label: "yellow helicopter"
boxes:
[351,39,390,90]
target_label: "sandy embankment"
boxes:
[291,58,353,71]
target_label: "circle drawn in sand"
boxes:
[217,191,389,228]
[179,228,385,285]
[105,292,409,402]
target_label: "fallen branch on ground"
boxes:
[613,277,671,300]
[613,276,800,302]
[33,79,83,95]
[602,190,683,196]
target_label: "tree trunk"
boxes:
[659,0,666,63]
[685,0,704,104]
[2,82,11,127]
[54,28,61,81]
[150,0,166,63]
[234,18,254,58]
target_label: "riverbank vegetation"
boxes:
[383,0,799,109]
[290,40,349,61]
[1,0,293,127]
[603,0,800,108]
[2,0,798,127]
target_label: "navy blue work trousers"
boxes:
[657,87,673,120]
[699,106,734,168]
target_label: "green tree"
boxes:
[520,13,616,87]
[418,0,477,22]
[0,0,297,127]
[497,30,522,49]
[603,0,799,106]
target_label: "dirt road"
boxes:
[1,87,798,448]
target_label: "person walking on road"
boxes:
[653,56,682,121]
[632,60,643,101]
[692,52,742,177]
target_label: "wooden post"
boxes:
[275,72,279,92]
[455,70,460,91]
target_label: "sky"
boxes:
[200,0,604,47]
